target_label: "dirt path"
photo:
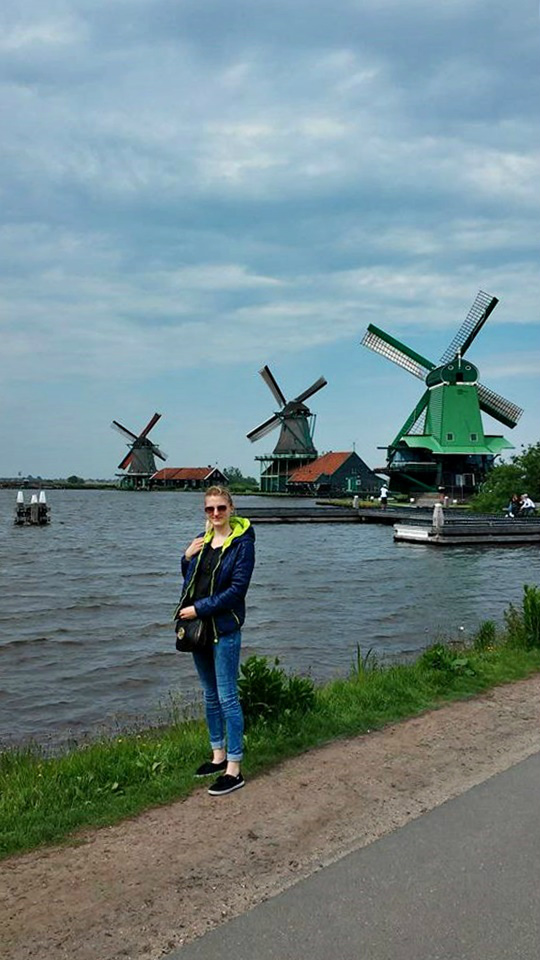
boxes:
[2,676,540,960]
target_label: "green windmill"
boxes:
[361,291,523,497]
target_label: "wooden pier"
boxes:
[247,505,453,525]
[246,504,540,544]
[394,516,540,546]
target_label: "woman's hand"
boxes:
[185,536,205,560]
[179,605,197,620]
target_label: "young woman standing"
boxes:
[176,486,255,796]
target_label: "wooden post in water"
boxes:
[38,490,50,524]
[30,494,39,524]
[433,502,444,530]
[14,491,26,525]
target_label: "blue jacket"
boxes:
[175,516,256,641]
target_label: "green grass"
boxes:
[3,598,540,860]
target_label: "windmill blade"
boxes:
[246,413,282,443]
[118,450,134,471]
[151,445,168,461]
[439,291,498,364]
[362,325,435,380]
[259,366,287,408]
[390,390,430,449]
[477,383,523,429]
[294,376,328,405]
[111,420,138,442]
[139,412,162,439]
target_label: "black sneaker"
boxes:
[208,772,245,796]
[194,759,227,777]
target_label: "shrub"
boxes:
[504,584,540,650]
[504,602,525,647]
[238,655,315,726]
[284,674,317,714]
[419,643,455,671]
[523,584,540,649]
[473,620,497,652]
[419,642,475,679]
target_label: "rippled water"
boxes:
[1,488,539,747]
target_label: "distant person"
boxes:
[519,494,536,517]
[379,484,389,510]
[505,494,521,518]
[175,486,255,796]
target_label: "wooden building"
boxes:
[287,451,383,497]
[150,467,228,490]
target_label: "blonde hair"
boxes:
[205,485,234,509]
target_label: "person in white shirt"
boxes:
[379,484,389,510]
[519,495,536,516]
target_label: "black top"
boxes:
[190,544,222,604]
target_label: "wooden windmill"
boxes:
[111,412,167,488]
[361,291,523,496]
[247,366,327,492]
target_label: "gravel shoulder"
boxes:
[3,675,540,960]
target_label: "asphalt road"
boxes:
[171,750,540,959]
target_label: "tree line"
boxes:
[470,442,540,514]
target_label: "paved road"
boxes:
[171,751,540,959]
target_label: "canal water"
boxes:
[1,489,539,748]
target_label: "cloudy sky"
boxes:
[1,0,539,479]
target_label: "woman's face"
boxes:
[204,495,232,530]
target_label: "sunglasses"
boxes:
[204,504,229,515]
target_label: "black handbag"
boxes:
[175,617,209,652]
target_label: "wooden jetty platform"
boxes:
[246,504,540,544]
[394,516,540,546]
[247,505,454,525]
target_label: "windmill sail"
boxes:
[247,413,282,443]
[139,412,162,438]
[111,420,139,442]
[477,383,523,429]
[295,376,328,404]
[259,365,287,407]
[439,291,498,364]
[362,325,434,380]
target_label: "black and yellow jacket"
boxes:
[177,516,255,640]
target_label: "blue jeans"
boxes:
[192,630,244,762]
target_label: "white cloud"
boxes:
[464,150,540,205]
[0,17,85,51]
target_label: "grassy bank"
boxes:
[2,586,540,861]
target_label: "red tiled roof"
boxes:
[151,467,223,481]
[288,452,352,483]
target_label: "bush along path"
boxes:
[2,584,540,861]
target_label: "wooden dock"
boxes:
[394,517,540,546]
[246,504,540,544]
[247,505,453,525]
